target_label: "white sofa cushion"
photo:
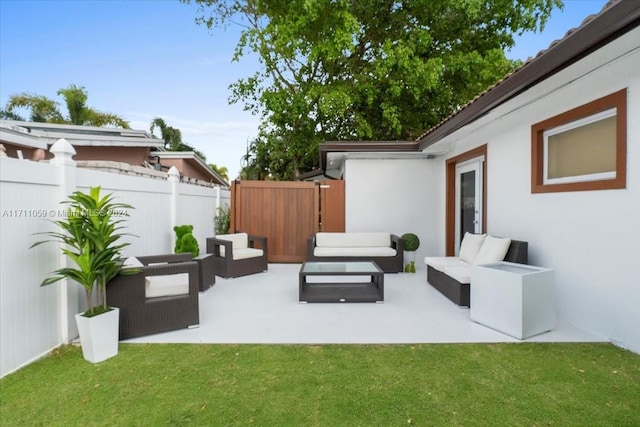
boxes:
[443,265,471,284]
[424,256,469,272]
[473,236,512,265]
[145,273,189,298]
[233,248,264,260]
[314,246,397,257]
[458,233,487,264]
[315,232,391,248]
[216,233,249,256]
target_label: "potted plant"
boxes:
[402,233,420,273]
[31,186,136,363]
[215,205,231,234]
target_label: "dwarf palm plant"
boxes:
[32,187,136,316]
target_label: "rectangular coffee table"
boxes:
[299,261,384,303]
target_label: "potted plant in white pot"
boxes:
[402,233,420,273]
[31,186,136,363]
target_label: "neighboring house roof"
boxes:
[153,151,229,187]
[0,120,229,187]
[318,0,640,174]
[0,120,164,148]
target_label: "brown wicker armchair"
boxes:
[206,233,268,278]
[106,254,200,340]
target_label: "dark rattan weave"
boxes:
[194,253,216,291]
[107,254,200,340]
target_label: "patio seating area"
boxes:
[123,263,606,345]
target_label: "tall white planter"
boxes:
[75,307,119,363]
[404,251,417,272]
[470,262,555,339]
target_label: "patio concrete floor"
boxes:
[125,263,607,345]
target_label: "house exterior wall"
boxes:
[73,145,151,165]
[427,28,640,353]
[344,158,444,266]
[1,143,152,165]
[160,158,213,182]
[1,145,42,161]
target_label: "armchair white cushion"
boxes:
[215,233,264,260]
[145,273,190,298]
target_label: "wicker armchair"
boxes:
[106,254,200,340]
[206,233,268,278]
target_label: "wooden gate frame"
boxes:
[230,180,345,263]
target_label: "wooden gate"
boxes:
[319,179,345,232]
[231,180,344,263]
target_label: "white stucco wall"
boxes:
[344,157,444,270]
[427,28,640,353]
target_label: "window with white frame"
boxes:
[531,89,626,193]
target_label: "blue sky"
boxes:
[0,0,608,179]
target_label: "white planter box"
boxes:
[75,307,119,363]
[470,262,554,339]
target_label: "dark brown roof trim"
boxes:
[417,0,640,149]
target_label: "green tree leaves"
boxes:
[2,84,130,128]
[187,0,560,179]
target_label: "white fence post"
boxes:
[215,186,221,236]
[168,166,180,249]
[49,138,79,344]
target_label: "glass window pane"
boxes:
[547,116,616,179]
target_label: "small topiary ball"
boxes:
[402,233,420,252]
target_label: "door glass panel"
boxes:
[460,170,476,243]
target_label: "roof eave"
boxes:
[417,0,640,149]
[319,141,418,171]
[155,151,229,187]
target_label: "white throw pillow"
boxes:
[458,233,486,264]
[123,256,144,267]
[473,236,512,265]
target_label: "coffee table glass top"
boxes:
[301,261,382,274]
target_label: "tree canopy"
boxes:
[149,117,208,162]
[209,163,230,181]
[1,84,130,128]
[186,0,560,179]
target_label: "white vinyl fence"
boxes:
[0,139,230,377]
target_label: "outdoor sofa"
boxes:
[106,254,200,340]
[206,233,268,278]
[424,233,528,307]
[306,232,404,273]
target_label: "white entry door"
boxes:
[454,157,484,255]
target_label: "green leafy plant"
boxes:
[31,187,136,316]
[402,233,420,252]
[402,233,420,273]
[215,205,231,235]
[174,225,200,257]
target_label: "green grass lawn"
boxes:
[2,343,639,426]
